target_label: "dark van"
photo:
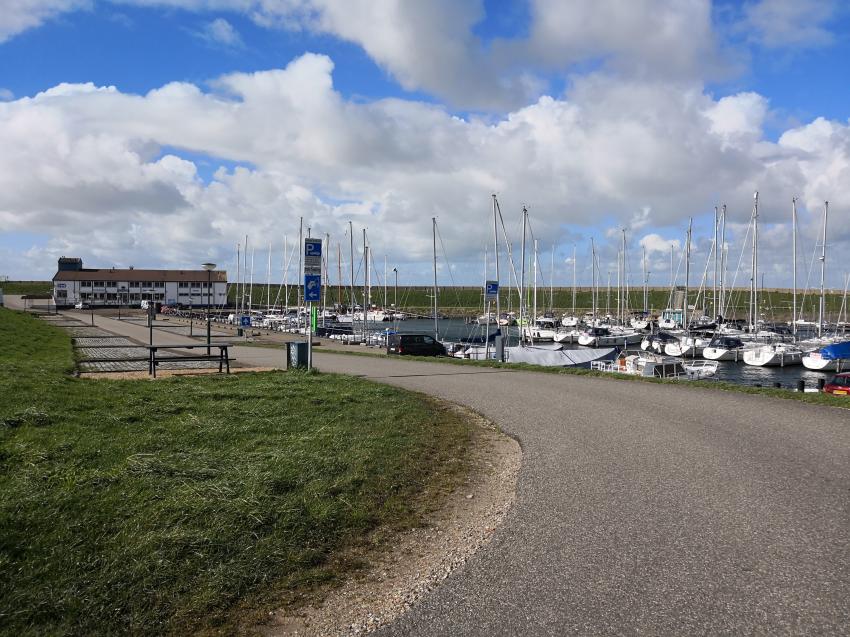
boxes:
[386,333,446,357]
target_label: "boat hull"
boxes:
[703,347,743,361]
[801,355,847,371]
[743,347,803,367]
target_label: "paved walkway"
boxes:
[11,299,850,634]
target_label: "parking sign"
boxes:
[485,280,499,301]
[304,238,322,275]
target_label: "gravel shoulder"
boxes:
[258,407,521,636]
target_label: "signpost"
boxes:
[484,280,499,359]
[304,238,322,370]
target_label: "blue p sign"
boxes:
[305,240,322,258]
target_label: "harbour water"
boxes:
[343,317,840,391]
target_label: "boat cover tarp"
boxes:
[820,340,850,360]
[505,346,617,368]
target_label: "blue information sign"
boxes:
[240,315,251,327]
[304,274,321,302]
[485,280,499,301]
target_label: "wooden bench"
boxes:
[149,343,232,377]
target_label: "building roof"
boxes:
[53,268,227,283]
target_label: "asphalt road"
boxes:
[12,302,850,634]
[307,353,850,636]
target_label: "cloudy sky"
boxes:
[1,0,849,292]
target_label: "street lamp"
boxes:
[202,263,216,355]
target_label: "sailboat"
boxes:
[802,341,850,372]
[703,335,746,361]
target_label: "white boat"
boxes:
[703,336,746,361]
[477,312,497,326]
[630,313,651,330]
[591,350,717,380]
[561,314,579,328]
[665,334,712,358]
[579,326,642,347]
[640,332,679,354]
[802,341,850,372]
[658,308,683,330]
[522,317,558,341]
[553,328,582,344]
[743,342,804,367]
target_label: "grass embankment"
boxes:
[1,280,53,296]
[0,308,470,635]
[232,284,846,319]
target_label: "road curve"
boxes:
[309,352,850,636]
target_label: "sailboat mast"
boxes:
[591,238,597,320]
[519,207,527,342]
[684,218,692,330]
[750,192,759,332]
[713,206,718,319]
[549,244,554,314]
[720,204,726,318]
[267,242,272,310]
[235,241,240,314]
[297,218,303,322]
[792,197,797,337]
[242,234,248,316]
[819,201,829,338]
[572,244,576,315]
[283,235,289,311]
[643,246,648,313]
[249,247,255,315]
[349,221,354,315]
[323,232,330,323]
[363,228,368,342]
[432,217,438,338]
[492,194,501,332]
[533,239,538,324]
[622,228,628,323]
[616,248,621,324]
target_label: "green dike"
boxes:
[0,308,470,635]
[0,280,53,296]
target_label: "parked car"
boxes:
[386,333,446,357]
[823,372,850,396]
[74,301,88,310]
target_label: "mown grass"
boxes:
[0,308,470,635]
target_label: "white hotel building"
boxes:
[52,257,228,308]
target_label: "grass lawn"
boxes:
[0,309,470,635]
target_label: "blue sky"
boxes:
[1,0,849,294]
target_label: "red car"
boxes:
[823,372,850,396]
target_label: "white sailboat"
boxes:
[743,342,804,367]
[703,336,746,361]
[802,341,850,371]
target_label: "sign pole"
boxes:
[303,237,323,372]
[307,308,312,370]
